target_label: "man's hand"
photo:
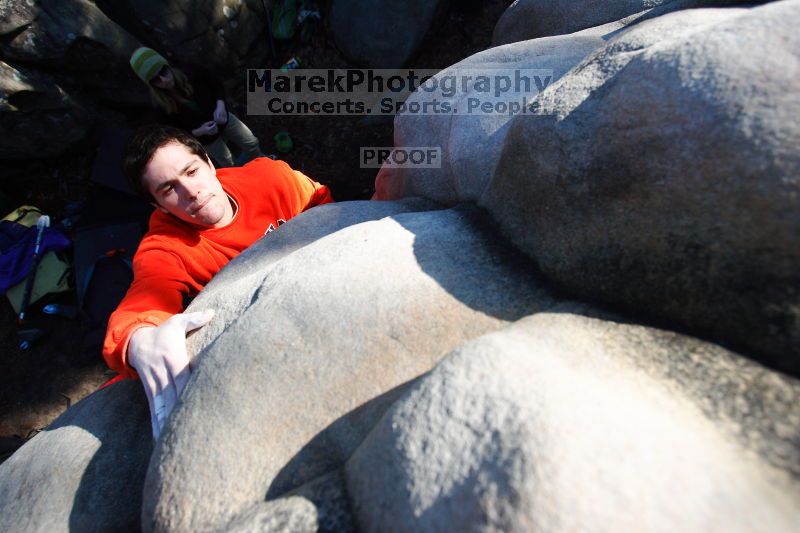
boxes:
[127,310,215,439]
[192,121,219,138]
[213,100,228,126]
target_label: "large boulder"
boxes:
[0,380,151,532]
[346,310,800,532]
[329,0,447,68]
[373,17,641,205]
[491,0,753,45]
[0,0,145,106]
[481,2,800,374]
[142,204,558,532]
[0,60,95,160]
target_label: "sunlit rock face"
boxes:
[483,1,800,374]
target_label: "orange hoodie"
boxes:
[103,157,333,378]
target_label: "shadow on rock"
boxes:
[0,379,151,532]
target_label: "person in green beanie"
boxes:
[129,47,263,167]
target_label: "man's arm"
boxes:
[259,157,334,210]
[236,157,333,221]
[103,248,213,439]
[103,249,190,377]
[293,168,334,208]
[127,310,213,439]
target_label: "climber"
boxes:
[129,46,264,167]
[103,125,333,439]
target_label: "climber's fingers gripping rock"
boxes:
[128,309,215,439]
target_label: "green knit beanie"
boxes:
[130,47,169,83]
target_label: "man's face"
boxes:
[151,66,175,90]
[142,141,233,228]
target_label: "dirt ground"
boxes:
[0,0,511,459]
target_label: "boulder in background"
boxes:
[0,60,95,160]
[482,2,800,373]
[374,17,641,205]
[97,0,269,73]
[491,0,755,45]
[0,0,146,106]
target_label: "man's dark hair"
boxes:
[123,124,209,202]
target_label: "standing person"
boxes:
[104,125,332,439]
[129,46,264,167]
